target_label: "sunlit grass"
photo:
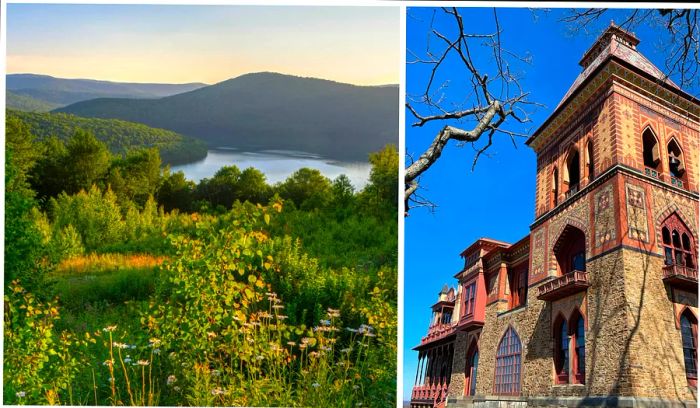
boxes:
[55,253,166,276]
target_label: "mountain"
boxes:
[7,74,207,106]
[7,110,207,165]
[7,91,61,112]
[55,72,399,161]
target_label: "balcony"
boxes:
[644,167,661,179]
[537,270,589,301]
[420,322,457,346]
[411,382,448,406]
[662,264,697,291]
[564,183,580,200]
[670,176,684,189]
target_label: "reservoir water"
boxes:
[171,149,372,189]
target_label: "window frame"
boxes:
[680,310,698,387]
[494,327,522,396]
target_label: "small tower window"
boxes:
[554,317,569,383]
[564,149,580,198]
[680,310,698,386]
[661,213,696,268]
[667,139,686,188]
[642,128,660,171]
[552,167,559,207]
[586,141,594,182]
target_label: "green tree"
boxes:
[5,116,40,196]
[361,144,398,214]
[107,147,162,207]
[277,168,333,210]
[157,169,196,212]
[195,165,242,209]
[31,136,69,200]
[238,167,272,204]
[63,129,111,194]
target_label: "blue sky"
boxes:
[403,6,698,400]
[7,5,399,85]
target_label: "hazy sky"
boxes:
[7,5,399,85]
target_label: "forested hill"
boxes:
[56,72,399,161]
[7,90,61,112]
[7,73,207,106]
[7,110,207,165]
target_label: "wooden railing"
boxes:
[421,322,457,345]
[537,270,589,301]
[411,381,449,405]
[663,264,697,281]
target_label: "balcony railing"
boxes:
[420,322,457,346]
[644,167,661,179]
[564,183,580,200]
[670,176,684,189]
[411,382,449,406]
[537,270,589,301]
[662,264,697,291]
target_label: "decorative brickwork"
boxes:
[625,183,649,241]
[594,183,617,246]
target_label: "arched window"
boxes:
[554,316,569,384]
[554,226,586,275]
[586,141,594,182]
[571,311,585,384]
[667,138,686,188]
[494,327,522,395]
[552,167,559,207]
[465,343,479,396]
[680,310,697,386]
[565,149,581,197]
[642,128,660,173]
[661,213,696,268]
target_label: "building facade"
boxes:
[410,25,699,408]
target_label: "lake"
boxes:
[171,148,372,189]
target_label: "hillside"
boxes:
[7,91,61,112]
[56,72,399,161]
[8,110,207,165]
[8,73,207,106]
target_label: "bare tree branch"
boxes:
[405,7,537,214]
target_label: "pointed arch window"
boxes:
[572,311,585,384]
[465,343,479,396]
[661,214,696,269]
[565,149,581,198]
[494,327,522,395]
[552,167,559,207]
[586,141,594,182]
[667,138,686,188]
[680,310,697,386]
[554,317,569,383]
[642,128,661,175]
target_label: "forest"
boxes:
[4,114,398,407]
[7,110,208,165]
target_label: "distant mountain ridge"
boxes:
[56,72,399,161]
[7,90,61,112]
[7,73,208,106]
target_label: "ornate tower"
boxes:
[526,23,699,402]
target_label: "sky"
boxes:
[6,5,399,85]
[403,6,699,401]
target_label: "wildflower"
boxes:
[211,387,227,396]
[102,359,114,366]
[124,357,132,363]
[309,351,320,358]
[345,327,358,333]
[207,331,217,339]
[255,355,265,361]
[320,319,331,326]
[167,375,177,386]
[113,342,128,349]
[149,338,161,347]
[129,344,137,349]
[137,360,150,366]
[173,386,181,392]
[259,311,272,319]
[301,337,312,345]
[341,348,352,353]
[210,369,221,376]
[272,304,284,309]
[287,341,297,347]
[327,308,341,317]
[321,346,332,352]
[353,385,360,390]
[311,382,321,388]
[276,314,288,320]
[153,348,161,355]
[103,325,117,332]
[15,391,26,398]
